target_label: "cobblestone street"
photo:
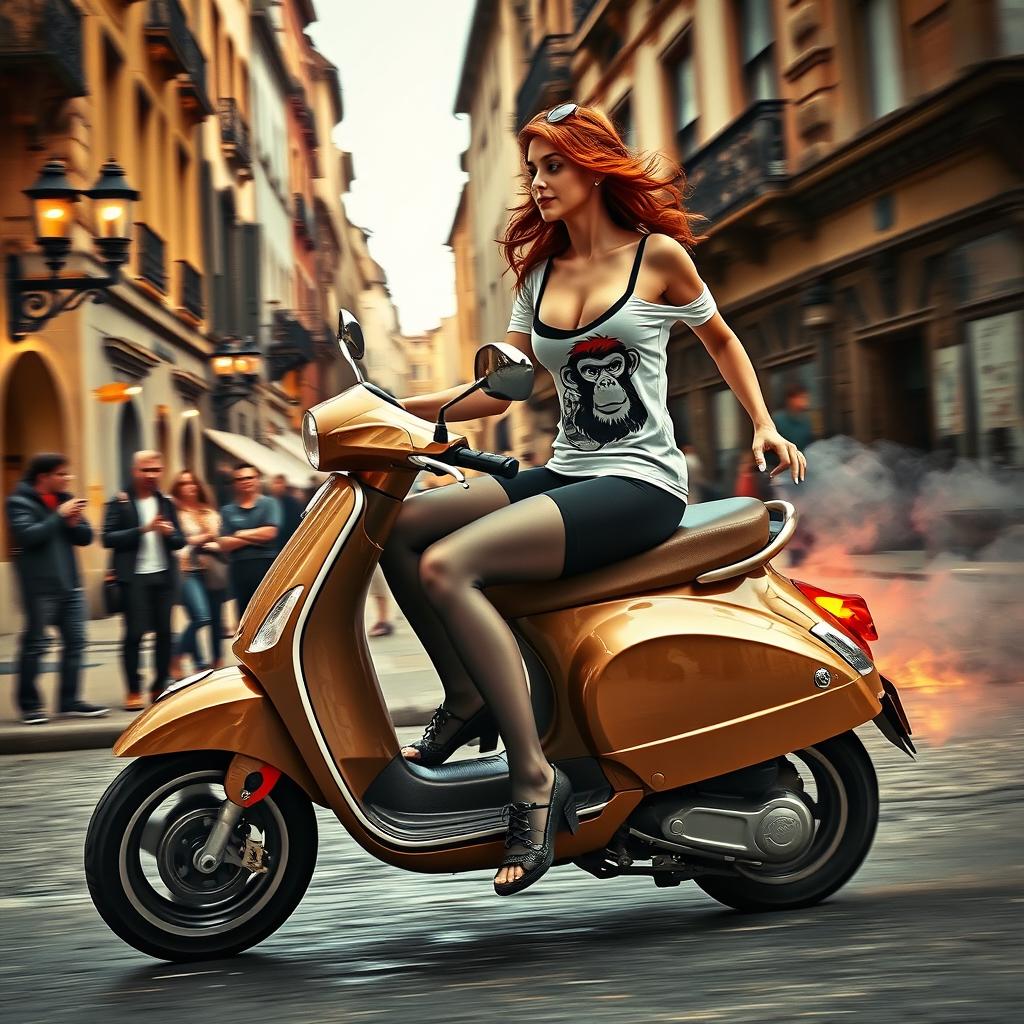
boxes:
[2,703,1021,1023]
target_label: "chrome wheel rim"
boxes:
[118,770,289,937]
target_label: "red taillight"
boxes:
[791,579,878,656]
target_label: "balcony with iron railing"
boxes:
[179,25,213,118]
[267,309,315,380]
[0,0,86,100]
[293,193,315,250]
[176,260,203,320]
[683,100,787,226]
[288,78,319,151]
[144,0,189,75]
[516,34,573,132]
[145,0,211,119]
[218,98,252,173]
[137,223,167,294]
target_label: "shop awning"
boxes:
[204,428,318,488]
[269,432,313,467]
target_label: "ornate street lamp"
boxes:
[210,335,263,430]
[24,159,78,274]
[87,159,139,270]
[7,158,139,341]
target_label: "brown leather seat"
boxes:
[487,497,770,618]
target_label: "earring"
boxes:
[594,180,599,187]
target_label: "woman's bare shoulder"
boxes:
[644,233,703,304]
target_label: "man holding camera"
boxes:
[102,450,185,710]
[5,453,108,724]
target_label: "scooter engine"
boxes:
[628,760,816,865]
[656,790,815,864]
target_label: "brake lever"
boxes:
[408,455,469,489]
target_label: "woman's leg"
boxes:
[173,574,209,668]
[417,495,568,886]
[379,476,511,757]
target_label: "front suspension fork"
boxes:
[194,754,283,874]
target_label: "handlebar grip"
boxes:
[448,447,519,479]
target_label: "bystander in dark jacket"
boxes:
[102,450,185,708]
[5,453,107,723]
[219,463,281,616]
[269,474,303,551]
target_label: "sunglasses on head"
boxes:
[543,102,578,124]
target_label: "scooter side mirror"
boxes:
[432,344,534,444]
[337,309,365,360]
[473,342,534,402]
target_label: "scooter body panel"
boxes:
[112,666,325,805]
[119,387,895,874]
[518,572,883,792]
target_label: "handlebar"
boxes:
[437,447,520,480]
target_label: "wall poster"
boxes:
[968,311,1023,468]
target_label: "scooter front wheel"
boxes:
[694,731,878,912]
[85,751,317,962]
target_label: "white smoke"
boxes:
[782,436,1024,738]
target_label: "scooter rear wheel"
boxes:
[85,751,317,962]
[694,731,878,912]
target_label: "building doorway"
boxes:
[2,351,67,553]
[861,331,931,451]
[119,402,142,489]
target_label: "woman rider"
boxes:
[383,104,807,897]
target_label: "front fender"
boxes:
[113,666,326,804]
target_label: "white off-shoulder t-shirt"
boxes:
[507,234,717,501]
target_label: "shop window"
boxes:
[951,230,1024,305]
[861,0,905,119]
[932,343,968,461]
[967,311,1024,468]
[665,34,699,160]
[737,0,777,103]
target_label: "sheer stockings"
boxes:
[378,477,511,757]
[379,482,569,886]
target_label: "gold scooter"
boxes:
[85,310,914,962]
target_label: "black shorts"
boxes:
[495,466,686,578]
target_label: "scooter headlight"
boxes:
[302,411,320,469]
[248,586,305,654]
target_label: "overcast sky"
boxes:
[307,1,476,336]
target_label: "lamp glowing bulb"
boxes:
[44,207,66,220]
[182,408,200,419]
[100,204,123,222]
[124,385,142,397]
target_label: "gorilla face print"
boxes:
[559,335,649,450]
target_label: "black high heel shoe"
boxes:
[494,766,578,897]
[403,704,499,767]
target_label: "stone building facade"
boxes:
[451,0,1024,488]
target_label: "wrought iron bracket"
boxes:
[7,253,118,341]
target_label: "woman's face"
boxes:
[179,474,198,500]
[525,139,595,222]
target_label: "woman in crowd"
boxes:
[169,470,228,677]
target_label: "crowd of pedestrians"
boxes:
[5,393,815,727]
[3,449,329,725]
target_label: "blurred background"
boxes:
[1,0,1022,632]
[1,4,1022,1018]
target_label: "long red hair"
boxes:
[501,105,706,292]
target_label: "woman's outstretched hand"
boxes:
[752,426,807,483]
